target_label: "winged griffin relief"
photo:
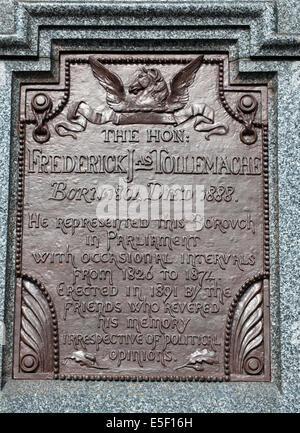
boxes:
[55,55,228,139]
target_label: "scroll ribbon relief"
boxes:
[55,101,228,140]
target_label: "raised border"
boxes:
[16,53,269,383]
[1,1,300,58]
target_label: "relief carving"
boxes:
[63,349,108,370]
[237,95,259,145]
[90,55,203,112]
[230,280,264,376]
[175,349,219,372]
[55,56,228,139]
[19,278,58,375]
[15,53,269,381]
[31,93,52,144]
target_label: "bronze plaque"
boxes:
[14,53,270,381]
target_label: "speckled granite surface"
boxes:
[0,1,299,413]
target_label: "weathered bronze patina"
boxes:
[14,53,270,381]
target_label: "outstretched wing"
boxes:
[167,55,204,110]
[89,56,126,109]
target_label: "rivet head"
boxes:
[35,94,47,106]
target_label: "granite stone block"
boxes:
[0,0,299,413]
